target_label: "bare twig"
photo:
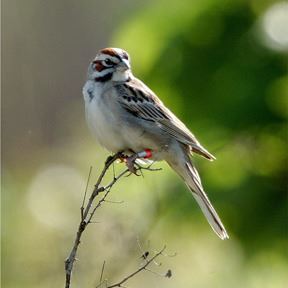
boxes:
[81,166,92,220]
[86,168,129,224]
[137,237,148,263]
[64,153,162,288]
[100,260,106,284]
[106,246,167,288]
[65,153,128,288]
[135,162,162,172]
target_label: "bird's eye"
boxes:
[104,59,114,66]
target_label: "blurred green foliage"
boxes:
[112,0,288,285]
[3,0,287,287]
[114,0,287,252]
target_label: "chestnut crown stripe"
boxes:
[100,48,122,61]
[100,48,118,56]
[100,48,129,61]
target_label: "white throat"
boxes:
[112,70,131,82]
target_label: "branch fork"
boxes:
[64,152,167,288]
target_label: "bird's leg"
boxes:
[125,154,138,174]
[136,149,153,159]
[125,149,153,175]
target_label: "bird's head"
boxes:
[88,48,131,82]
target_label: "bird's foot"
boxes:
[113,152,138,174]
[117,149,153,175]
[125,154,139,175]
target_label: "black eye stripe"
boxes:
[104,59,115,66]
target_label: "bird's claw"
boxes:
[125,154,139,175]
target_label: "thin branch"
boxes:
[64,153,162,288]
[81,166,92,220]
[137,237,148,263]
[100,260,106,284]
[106,246,167,288]
[86,168,129,224]
[65,153,127,288]
[104,199,124,204]
[144,267,164,277]
[135,162,162,172]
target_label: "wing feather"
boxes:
[115,78,215,160]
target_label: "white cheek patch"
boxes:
[112,70,131,82]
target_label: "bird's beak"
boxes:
[116,59,130,71]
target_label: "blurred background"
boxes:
[2,0,288,287]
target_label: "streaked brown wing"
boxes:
[115,78,215,160]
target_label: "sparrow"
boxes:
[83,47,228,240]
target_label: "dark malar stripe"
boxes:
[94,73,113,82]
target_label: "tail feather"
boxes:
[191,144,216,161]
[185,162,229,239]
[167,156,229,240]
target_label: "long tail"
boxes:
[167,154,229,240]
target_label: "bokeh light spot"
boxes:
[27,165,85,229]
[261,2,288,51]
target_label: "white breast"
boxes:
[83,81,120,152]
[83,80,161,156]
[83,81,134,153]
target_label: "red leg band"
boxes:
[137,149,153,159]
[144,149,152,159]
